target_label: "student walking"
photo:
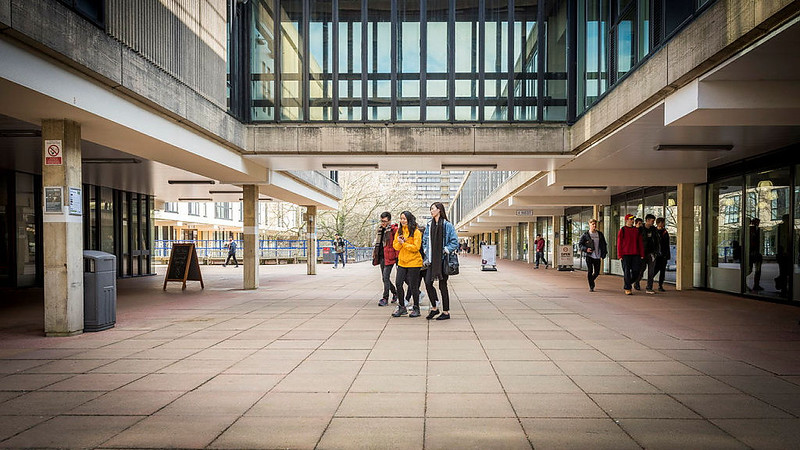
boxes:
[392,211,423,318]
[534,234,548,268]
[422,202,459,320]
[654,217,670,292]
[404,224,426,308]
[579,219,607,292]
[333,233,346,268]
[375,212,398,306]
[617,214,643,295]
[223,237,238,267]
[636,214,660,294]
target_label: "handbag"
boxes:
[444,250,459,276]
[372,244,381,266]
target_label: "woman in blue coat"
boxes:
[422,202,459,320]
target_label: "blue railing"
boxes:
[153,239,372,264]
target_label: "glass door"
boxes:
[708,176,742,293]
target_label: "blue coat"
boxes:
[421,219,459,266]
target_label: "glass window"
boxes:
[644,192,664,219]
[664,0,693,37]
[637,0,650,60]
[309,1,334,120]
[280,0,304,120]
[397,1,421,120]
[708,177,742,293]
[513,0,538,121]
[616,7,635,80]
[745,169,791,299]
[426,0,450,121]
[577,0,608,114]
[339,0,363,120]
[100,187,114,255]
[251,0,276,121]
[794,166,800,301]
[543,0,567,121]
[485,0,510,121]
[367,1,392,121]
[454,1,480,121]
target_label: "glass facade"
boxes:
[449,170,517,225]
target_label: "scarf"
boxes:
[430,218,444,280]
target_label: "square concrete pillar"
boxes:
[676,184,695,290]
[527,222,535,264]
[242,185,259,290]
[305,206,317,275]
[42,119,83,336]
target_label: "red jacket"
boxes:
[381,224,399,265]
[617,226,644,258]
[535,238,545,252]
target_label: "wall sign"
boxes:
[515,210,534,216]
[68,187,82,215]
[44,187,63,213]
[44,140,63,165]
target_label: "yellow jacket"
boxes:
[393,225,423,268]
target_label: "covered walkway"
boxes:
[0,257,799,449]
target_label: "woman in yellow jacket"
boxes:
[392,210,423,317]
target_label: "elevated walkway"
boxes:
[0,257,798,448]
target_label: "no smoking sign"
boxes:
[44,140,62,165]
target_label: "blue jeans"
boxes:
[334,252,345,268]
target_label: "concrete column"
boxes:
[305,205,317,275]
[510,225,518,260]
[527,222,535,264]
[42,119,83,336]
[242,185,259,290]
[676,184,694,290]
[497,230,504,259]
[593,205,604,271]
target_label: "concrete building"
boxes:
[1,0,799,329]
[392,170,464,222]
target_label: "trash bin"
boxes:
[83,250,117,332]
[322,246,335,264]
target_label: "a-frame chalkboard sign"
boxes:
[163,243,204,290]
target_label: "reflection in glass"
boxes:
[708,177,742,293]
[485,0,509,120]
[367,1,391,120]
[745,170,791,299]
[339,0,362,120]
[794,166,800,301]
[513,0,537,121]
[397,1,421,120]
[251,0,276,121]
[543,1,567,120]
[616,7,635,80]
[280,0,304,120]
[309,1,333,120]
[577,0,608,114]
[637,0,650,60]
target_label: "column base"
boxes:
[45,330,83,337]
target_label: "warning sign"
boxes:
[44,140,62,165]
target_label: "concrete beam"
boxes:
[508,195,610,207]
[666,79,800,126]
[546,169,707,187]
[488,207,565,216]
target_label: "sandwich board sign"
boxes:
[163,243,204,290]
[481,245,497,271]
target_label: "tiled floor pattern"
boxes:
[0,256,798,449]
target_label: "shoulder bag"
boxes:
[444,250,459,276]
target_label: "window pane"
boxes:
[367,1,392,121]
[339,0,362,120]
[746,169,791,299]
[616,7,635,79]
[426,0,450,120]
[309,1,333,120]
[638,0,650,60]
[708,177,742,293]
[577,0,608,114]
[485,0,509,121]
[251,0,276,121]
[397,1,421,121]
[280,0,303,120]
[665,0,693,37]
[543,0,567,121]
[454,1,479,121]
[513,0,537,121]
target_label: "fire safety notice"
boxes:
[44,140,62,165]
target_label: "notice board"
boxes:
[163,243,204,290]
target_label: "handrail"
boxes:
[153,239,373,264]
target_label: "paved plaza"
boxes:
[0,256,799,449]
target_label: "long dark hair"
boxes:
[430,202,448,223]
[398,211,417,237]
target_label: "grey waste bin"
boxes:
[322,246,335,264]
[83,250,117,332]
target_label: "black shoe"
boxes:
[378,298,388,307]
[392,306,407,317]
[222,264,226,267]
[426,310,438,320]
[658,286,665,292]
[391,295,398,303]
[589,287,594,292]
[409,306,420,318]
[634,283,641,291]
[435,313,450,320]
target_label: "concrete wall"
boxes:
[250,125,569,155]
[0,0,10,29]
[570,0,799,154]
[285,170,343,199]
[3,0,245,150]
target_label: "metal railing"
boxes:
[153,239,372,264]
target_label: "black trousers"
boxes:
[395,266,421,308]
[636,253,657,289]
[379,261,397,300]
[585,257,601,289]
[654,256,668,287]
[425,269,450,311]
[405,269,425,302]
[621,255,640,290]
[224,252,238,266]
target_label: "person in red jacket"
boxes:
[617,214,644,295]
[376,211,399,306]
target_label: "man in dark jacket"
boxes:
[579,218,607,292]
[617,214,643,295]
[223,237,238,268]
[636,214,661,294]
[333,234,346,269]
[375,211,399,306]
[654,217,671,292]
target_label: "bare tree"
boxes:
[318,171,417,246]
